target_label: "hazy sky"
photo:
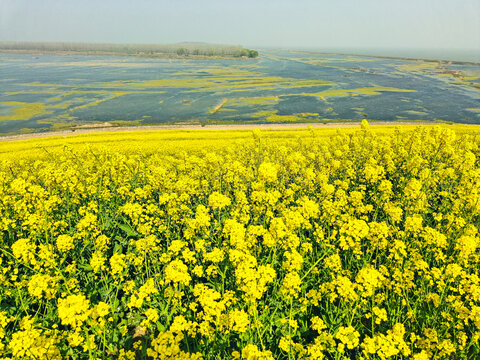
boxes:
[1,0,479,51]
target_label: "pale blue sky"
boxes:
[1,0,479,51]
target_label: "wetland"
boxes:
[0,49,479,135]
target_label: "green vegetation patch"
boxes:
[250,110,277,118]
[266,113,302,122]
[226,96,280,107]
[303,86,416,100]
[0,101,51,121]
[405,110,429,116]
[467,108,480,117]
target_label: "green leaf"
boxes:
[78,263,93,272]
[113,243,123,254]
[118,223,138,237]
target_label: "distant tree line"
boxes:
[0,42,259,58]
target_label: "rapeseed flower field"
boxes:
[1,123,480,359]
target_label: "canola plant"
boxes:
[0,124,480,359]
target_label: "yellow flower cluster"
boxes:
[1,125,480,358]
[57,294,91,328]
[27,273,58,299]
[208,191,232,210]
[56,234,75,252]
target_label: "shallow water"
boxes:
[0,50,479,134]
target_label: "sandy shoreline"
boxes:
[0,121,441,142]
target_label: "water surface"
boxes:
[0,50,479,134]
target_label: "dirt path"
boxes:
[0,121,433,142]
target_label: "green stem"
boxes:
[288,297,293,360]
[252,303,265,351]
[301,253,327,281]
